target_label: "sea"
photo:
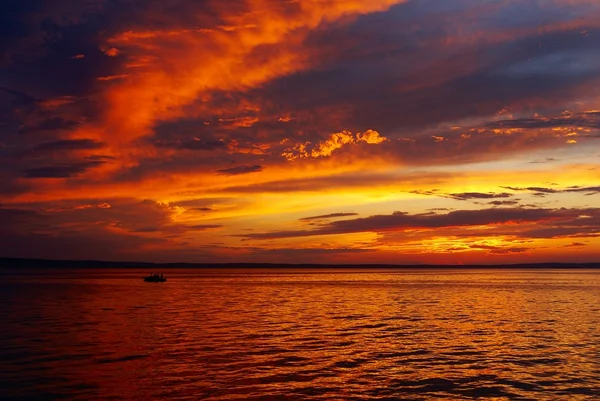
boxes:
[1,268,599,400]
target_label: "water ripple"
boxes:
[1,268,600,400]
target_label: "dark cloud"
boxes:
[412,190,514,201]
[504,185,600,196]
[300,212,359,221]
[188,224,223,230]
[151,119,232,152]
[23,160,106,178]
[0,0,125,98]
[261,17,600,138]
[18,117,80,134]
[32,138,104,152]
[179,139,227,151]
[241,207,599,240]
[110,149,268,183]
[485,111,600,130]
[488,247,530,255]
[446,192,513,201]
[191,207,213,212]
[412,190,439,196]
[154,138,227,151]
[216,165,264,176]
[488,200,521,206]
[1,198,224,243]
[343,123,570,168]
[422,209,600,241]
[0,0,103,64]
[516,225,600,240]
[503,187,551,193]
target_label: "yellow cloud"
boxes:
[284,129,387,160]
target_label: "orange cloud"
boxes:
[39,96,76,108]
[102,47,121,56]
[97,74,129,81]
[89,0,405,150]
[282,129,387,160]
[311,131,356,158]
[4,0,600,264]
[357,129,387,144]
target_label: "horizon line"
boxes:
[1,257,600,269]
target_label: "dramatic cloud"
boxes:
[1,0,600,263]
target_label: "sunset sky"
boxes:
[1,0,599,264]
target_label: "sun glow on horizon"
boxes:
[0,0,599,263]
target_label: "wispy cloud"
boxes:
[216,165,264,176]
[503,185,600,196]
[300,212,359,221]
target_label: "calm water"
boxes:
[1,268,600,400]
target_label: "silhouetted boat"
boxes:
[143,274,167,283]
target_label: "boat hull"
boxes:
[143,277,167,283]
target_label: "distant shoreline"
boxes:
[1,257,599,269]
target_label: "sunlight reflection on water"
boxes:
[1,268,600,400]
